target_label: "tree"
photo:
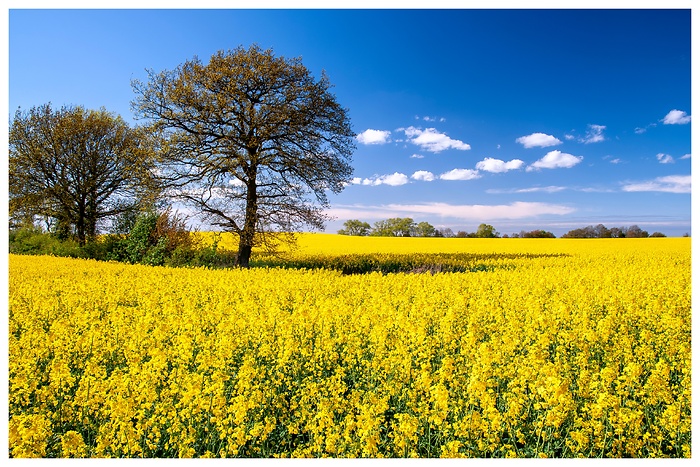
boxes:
[609,227,626,238]
[371,217,415,237]
[338,219,371,236]
[475,223,499,238]
[562,226,596,238]
[9,104,155,245]
[626,225,649,238]
[593,224,611,238]
[413,221,436,237]
[131,45,355,267]
[521,229,556,238]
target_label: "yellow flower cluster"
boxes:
[8,236,691,457]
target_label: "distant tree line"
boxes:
[560,224,666,238]
[502,230,557,238]
[338,219,506,238]
[339,219,669,239]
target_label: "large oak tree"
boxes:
[131,45,355,267]
[9,104,156,244]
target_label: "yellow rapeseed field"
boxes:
[8,235,691,458]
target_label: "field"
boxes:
[8,235,691,458]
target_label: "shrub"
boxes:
[9,226,83,257]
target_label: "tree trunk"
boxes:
[76,203,87,246]
[237,166,258,268]
[236,243,253,268]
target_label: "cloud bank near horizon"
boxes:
[326,201,575,222]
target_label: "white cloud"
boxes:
[486,186,566,194]
[578,187,616,193]
[603,155,622,164]
[515,186,567,193]
[527,150,583,171]
[439,168,481,181]
[564,134,575,140]
[581,124,606,144]
[634,123,657,134]
[680,153,691,160]
[516,132,562,148]
[662,109,691,125]
[403,126,471,152]
[415,116,446,122]
[356,129,392,145]
[352,172,409,186]
[379,173,410,186]
[326,201,575,221]
[410,154,424,159]
[656,153,674,164]
[622,175,691,194]
[411,170,436,182]
[475,157,524,173]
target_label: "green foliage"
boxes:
[337,219,371,236]
[9,226,84,258]
[371,217,415,237]
[123,211,160,264]
[475,223,499,238]
[7,209,233,268]
[413,221,437,237]
[350,218,501,238]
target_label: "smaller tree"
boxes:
[337,219,371,236]
[650,232,667,237]
[626,225,649,238]
[9,103,156,245]
[562,226,596,238]
[475,223,499,238]
[521,229,556,238]
[371,218,415,237]
[609,227,626,238]
[593,224,611,238]
[413,221,436,237]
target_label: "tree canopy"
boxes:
[370,218,416,237]
[131,45,355,266]
[337,219,371,236]
[9,104,155,244]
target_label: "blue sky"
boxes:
[7,5,694,236]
